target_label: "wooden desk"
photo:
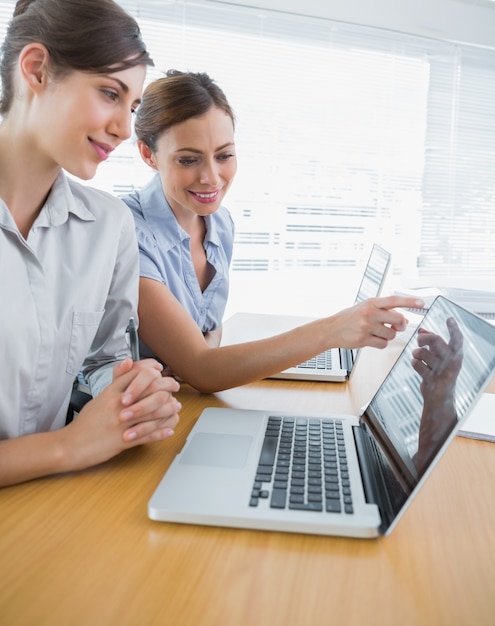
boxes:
[1,344,495,626]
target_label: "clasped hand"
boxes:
[64,358,181,470]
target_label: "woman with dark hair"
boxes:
[123,70,423,393]
[0,0,181,487]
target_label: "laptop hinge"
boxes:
[353,423,404,534]
[340,348,354,373]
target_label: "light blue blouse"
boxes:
[122,174,235,358]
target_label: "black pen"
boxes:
[126,316,140,361]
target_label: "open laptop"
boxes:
[221,243,391,382]
[149,296,495,538]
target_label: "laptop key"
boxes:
[326,499,342,513]
[255,473,272,482]
[259,435,278,466]
[289,502,323,512]
[270,488,287,509]
[289,494,305,504]
[308,493,323,503]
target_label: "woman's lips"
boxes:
[89,139,114,161]
[189,190,221,204]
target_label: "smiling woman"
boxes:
[34,67,148,182]
[121,70,238,342]
[0,0,182,488]
[120,69,423,394]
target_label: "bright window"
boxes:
[2,0,494,317]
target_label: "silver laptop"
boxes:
[221,244,391,382]
[149,296,495,538]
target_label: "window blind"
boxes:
[1,0,494,317]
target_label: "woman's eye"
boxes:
[102,89,119,102]
[217,152,236,162]
[178,158,198,166]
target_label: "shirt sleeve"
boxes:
[136,228,167,283]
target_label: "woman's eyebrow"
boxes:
[176,143,236,154]
[104,75,129,93]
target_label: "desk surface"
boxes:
[1,342,495,626]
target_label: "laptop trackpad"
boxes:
[179,433,252,469]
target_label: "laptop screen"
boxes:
[364,296,495,492]
[354,244,391,305]
[347,244,391,368]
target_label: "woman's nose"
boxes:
[108,108,133,141]
[199,160,220,185]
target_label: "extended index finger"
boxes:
[446,317,463,352]
[374,295,425,311]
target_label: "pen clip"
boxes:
[125,316,140,361]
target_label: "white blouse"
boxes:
[0,173,138,439]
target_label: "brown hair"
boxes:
[134,70,236,152]
[0,0,154,115]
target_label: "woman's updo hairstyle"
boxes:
[134,69,235,153]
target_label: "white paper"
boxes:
[458,393,495,442]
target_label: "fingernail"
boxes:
[121,410,133,420]
[122,393,133,406]
[126,430,137,440]
[174,401,182,411]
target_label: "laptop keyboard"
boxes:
[249,416,353,514]
[295,349,333,370]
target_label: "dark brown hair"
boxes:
[0,0,154,115]
[134,70,236,152]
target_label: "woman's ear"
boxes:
[137,140,158,170]
[18,43,50,95]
